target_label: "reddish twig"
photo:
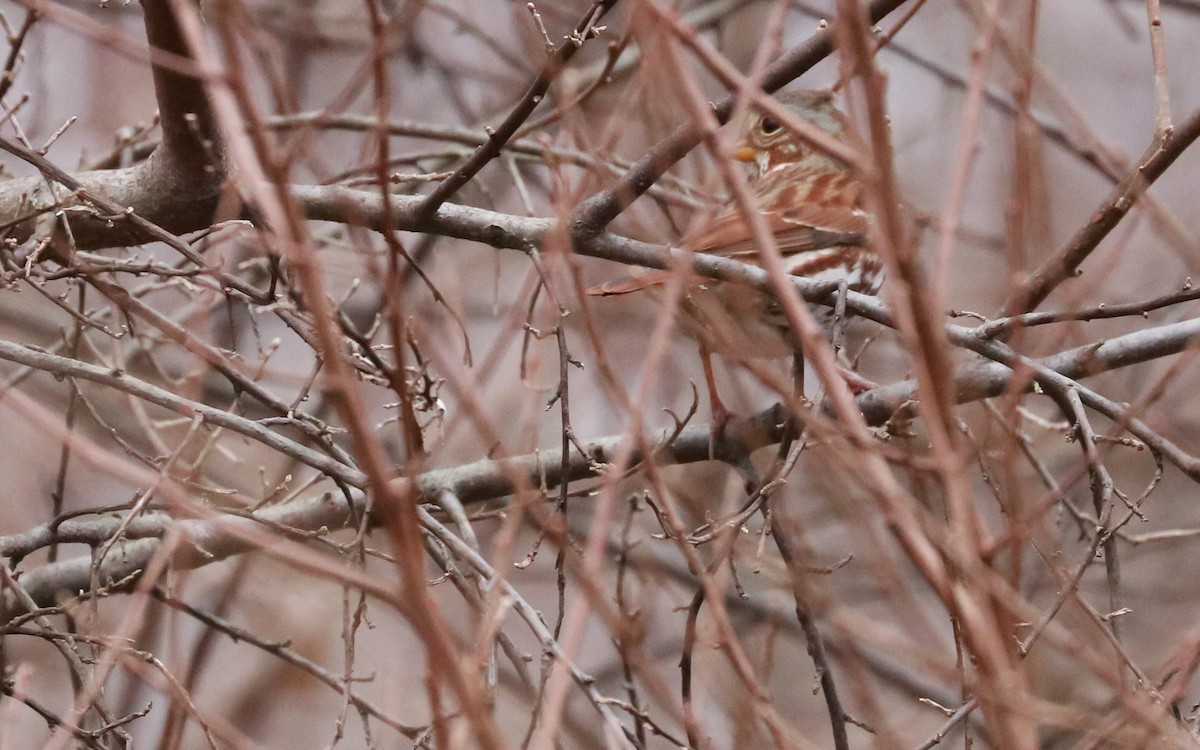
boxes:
[412,0,618,220]
[1001,105,1200,318]
[570,0,912,232]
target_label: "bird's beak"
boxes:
[733,146,756,162]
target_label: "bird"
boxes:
[588,90,883,420]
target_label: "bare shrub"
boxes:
[1,1,1200,748]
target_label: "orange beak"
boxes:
[733,146,757,162]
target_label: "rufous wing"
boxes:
[687,201,869,259]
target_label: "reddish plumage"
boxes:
[589,90,883,358]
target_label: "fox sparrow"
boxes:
[589,90,882,360]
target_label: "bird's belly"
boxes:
[674,248,883,359]
[680,284,797,359]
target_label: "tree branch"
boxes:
[5,316,1200,615]
[1001,104,1200,317]
[570,0,912,232]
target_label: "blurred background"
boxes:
[2,0,1200,747]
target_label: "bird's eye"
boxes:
[759,115,782,135]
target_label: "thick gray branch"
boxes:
[5,317,1200,617]
[0,0,224,251]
